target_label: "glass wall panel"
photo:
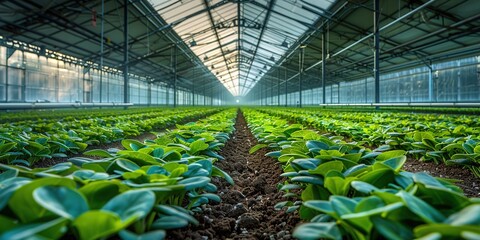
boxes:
[7,68,23,102]
[0,66,5,101]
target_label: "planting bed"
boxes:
[169,110,300,239]
[1,107,479,240]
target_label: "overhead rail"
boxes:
[0,103,134,110]
[281,0,438,84]
[317,103,480,108]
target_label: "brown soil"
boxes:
[403,158,480,198]
[168,110,301,240]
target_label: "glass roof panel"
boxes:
[150,0,334,96]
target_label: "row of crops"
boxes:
[0,108,237,239]
[257,107,480,177]
[0,107,221,166]
[1,106,479,239]
[244,108,480,239]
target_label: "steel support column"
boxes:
[123,0,129,104]
[192,67,195,106]
[373,0,380,104]
[172,45,177,108]
[428,61,434,102]
[284,67,288,107]
[100,0,104,103]
[277,70,280,106]
[299,46,305,108]
[322,30,326,104]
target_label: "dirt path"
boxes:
[168,110,300,240]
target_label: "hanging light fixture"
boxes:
[281,38,289,48]
[190,38,197,47]
[189,34,197,47]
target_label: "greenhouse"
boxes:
[0,0,479,239]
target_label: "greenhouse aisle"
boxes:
[168,109,299,239]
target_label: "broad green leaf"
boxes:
[301,184,330,202]
[8,177,76,223]
[398,191,445,223]
[280,184,302,191]
[414,132,435,142]
[463,231,480,240]
[0,217,68,240]
[40,162,73,174]
[274,201,291,210]
[412,172,448,189]
[291,130,319,140]
[343,164,370,177]
[72,170,110,182]
[279,153,309,163]
[162,150,182,161]
[119,230,166,240]
[351,181,380,194]
[382,156,406,171]
[212,166,234,185]
[342,202,403,219]
[414,224,480,239]
[121,139,145,151]
[117,151,157,165]
[249,144,267,154]
[0,142,16,154]
[116,159,141,172]
[474,146,480,154]
[266,150,281,158]
[309,161,344,177]
[376,150,406,161]
[330,196,357,216]
[151,216,189,230]
[291,176,324,185]
[444,204,480,225]
[33,186,88,219]
[73,210,127,240]
[155,205,199,225]
[152,148,164,158]
[84,149,113,158]
[189,139,209,154]
[178,176,211,191]
[292,158,320,171]
[0,169,18,182]
[79,181,124,209]
[286,205,300,213]
[163,162,188,178]
[200,193,221,203]
[371,216,413,240]
[0,215,17,233]
[102,189,155,221]
[0,177,31,211]
[306,140,330,151]
[303,200,336,216]
[358,168,394,189]
[292,222,342,240]
[324,173,350,196]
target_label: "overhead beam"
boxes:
[244,0,276,89]
[203,0,235,92]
